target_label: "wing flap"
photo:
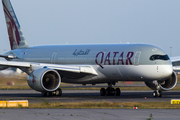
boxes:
[0,61,30,67]
[80,66,98,75]
[37,64,80,73]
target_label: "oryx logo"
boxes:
[3,1,21,50]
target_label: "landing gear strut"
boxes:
[100,83,121,96]
[41,88,62,97]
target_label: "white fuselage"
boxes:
[6,44,173,84]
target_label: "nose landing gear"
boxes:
[153,90,162,97]
[152,81,162,97]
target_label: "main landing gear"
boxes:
[41,88,62,97]
[100,83,121,96]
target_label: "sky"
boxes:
[0,0,180,57]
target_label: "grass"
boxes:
[2,101,178,109]
[0,86,31,90]
[27,101,180,109]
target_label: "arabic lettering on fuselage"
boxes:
[95,51,134,68]
[73,49,90,56]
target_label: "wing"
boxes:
[0,54,17,59]
[0,60,98,75]
[170,56,180,71]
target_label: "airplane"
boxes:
[0,0,177,97]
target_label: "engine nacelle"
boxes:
[27,68,61,92]
[145,72,177,91]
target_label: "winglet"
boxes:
[2,0,28,50]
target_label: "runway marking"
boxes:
[171,99,180,104]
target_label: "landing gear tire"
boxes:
[47,92,53,97]
[41,92,47,97]
[153,90,162,97]
[100,88,106,96]
[100,87,120,96]
[41,88,62,97]
[55,88,62,96]
[153,91,158,97]
[115,88,121,96]
[100,82,120,96]
[106,88,111,96]
[158,91,162,97]
[105,88,115,96]
[111,88,115,96]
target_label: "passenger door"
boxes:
[134,51,141,66]
[51,52,57,64]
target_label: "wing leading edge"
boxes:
[0,60,98,75]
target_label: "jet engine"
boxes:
[145,72,177,91]
[27,68,61,92]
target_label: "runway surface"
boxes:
[0,89,179,103]
[0,109,180,120]
[0,89,180,120]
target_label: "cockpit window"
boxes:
[150,55,169,61]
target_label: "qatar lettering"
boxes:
[95,51,134,68]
